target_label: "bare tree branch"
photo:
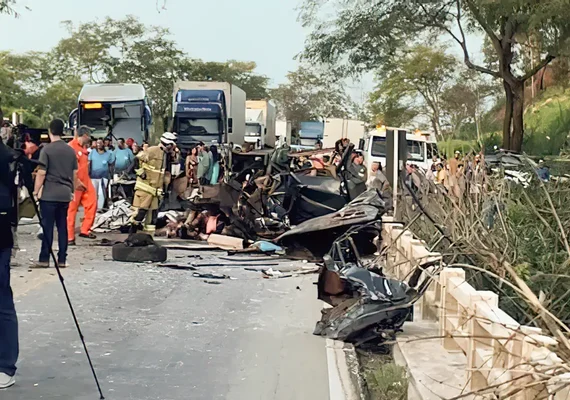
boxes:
[520,55,556,82]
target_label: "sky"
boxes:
[0,0,309,86]
[0,0,484,105]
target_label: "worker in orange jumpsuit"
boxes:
[67,126,97,245]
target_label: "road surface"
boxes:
[5,227,332,400]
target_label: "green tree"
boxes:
[270,65,352,130]
[301,0,570,152]
[1,15,271,130]
[369,46,457,139]
[189,60,270,99]
[441,70,498,143]
[367,94,417,128]
[0,0,17,15]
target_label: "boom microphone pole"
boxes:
[16,153,105,399]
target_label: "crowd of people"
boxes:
[421,151,487,199]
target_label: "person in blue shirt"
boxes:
[210,145,220,184]
[536,160,550,182]
[113,138,134,175]
[88,139,115,210]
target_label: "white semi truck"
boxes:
[245,100,277,148]
[172,81,246,150]
[322,118,366,149]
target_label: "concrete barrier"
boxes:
[382,216,568,399]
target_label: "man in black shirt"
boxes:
[0,111,18,389]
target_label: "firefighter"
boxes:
[130,132,178,233]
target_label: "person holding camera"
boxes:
[0,113,18,389]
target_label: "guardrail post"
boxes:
[439,268,465,351]
[467,291,499,392]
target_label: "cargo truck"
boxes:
[322,118,366,149]
[68,83,152,145]
[276,120,292,146]
[172,81,246,150]
[245,100,276,148]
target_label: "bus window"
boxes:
[432,143,440,157]
[371,136,387,157]
[427,143,434,159]
[406,140,424,161]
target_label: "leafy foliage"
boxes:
[0,16,270,130]
[300,0,570,152]
[369,45,457,136]
[400,168,570,326]
[270,65,352,130]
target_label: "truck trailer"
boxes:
[322,118,366,149]
[245,100,277,148]
[172,81,246,150]
[276,120,292,146]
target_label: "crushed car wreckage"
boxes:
[305,190,438,347]
[102,141,433,348]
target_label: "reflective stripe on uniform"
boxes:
[134,180,163,197]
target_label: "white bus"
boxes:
[363,126,439,172]
[69,83,152,145]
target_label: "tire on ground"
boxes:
[112,244,168,263]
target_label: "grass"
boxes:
[524,87,570,156]
[360,349,408,400]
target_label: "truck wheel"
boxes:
[112,243,168,263]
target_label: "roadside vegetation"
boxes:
[359,347,407,400]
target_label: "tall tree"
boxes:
[189,60,270,99]
[0,0,17,15]
[369,45,457,138]
[441,70,498,143]
[367,93,417,128]
[301,0,570,152]
[270,65,352,130]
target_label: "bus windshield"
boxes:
[80,106,111,132]
[371,136,387,157]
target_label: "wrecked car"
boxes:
[308,191,438,347]
[276,189,385,260]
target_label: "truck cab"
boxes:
[172,81,246,152]
[173,89,227,149]
[363,126,439,172]
[245,100,277,148]
[68,83,152,145]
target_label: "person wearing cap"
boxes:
[67,126,97,245]
[125,138,135,150]
[130,132,178,232]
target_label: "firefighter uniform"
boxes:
[131,132,177,232]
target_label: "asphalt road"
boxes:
[5,228,330,400]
